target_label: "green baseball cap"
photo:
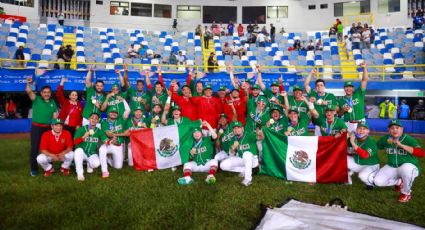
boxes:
[134,105,143,111]
[251,84,261,90]
[257,96,268,103]
[270,106,281,113]
[344,81,354,87]
[52,118,63,125]
[271,81,280,87]
[244,79,252,85]
[218,86,227,91]
[292,85,303,92]
[203,84,213,91]
[107,106,119,114]
[193,127,202,133]
[388,119,403,128]
[325,104,337,111]
[231,121,243,128]
[181,84,191,89]
[288,108,299,114]
[171,105,181,111]
[357,121,369,129]
[111,83,120,89]
[219,113,228,118]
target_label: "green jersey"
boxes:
[377,134,422,173]
[286,117,309,136]
[167,116,191,126]
[313,117,347,136]
[127,87,151,114]
[74,125,108,156]
[82,86,105,119]
[191,137,214,165]
[246,103,270,133]
[32,95,57,124]
[219,125,235,153]
[268,117,289,134]
[105,93,127,118]
[288,96,309,121]
[348,137,379,165]
[146,113,162,128]
[126,117,147,130]
[149,91,168,109]
[308,91,337,116]
[338,87,366,122]
[263,89,285,107]
[101,118,127,145]
[231,132,258,157]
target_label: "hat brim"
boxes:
[388,123,403,128]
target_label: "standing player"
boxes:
[56,77,83,137]
[287,85,309,122]
[82,66,105,126]
[99,107,128,178]
[190,85,222,130]
[145,68,168,109]
[374,120,424,202]
[304,68,337,135]
[178,121,219,185]
[169,81,198,121]
[313,104,347,137]
[245,96,270,133]
[123,64,151,114]
[73,113,109,181]
[338,63,369,133]
[37,118,74,177]
[220,121,263,186]
[161,104,191,126]
[283,96,318,136]
[101,81,130,120]
[26,77,58,176]
[347,121,379,189]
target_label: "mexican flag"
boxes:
[260,128,348,183]
[130,121,201,171]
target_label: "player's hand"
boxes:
[117,96,124,101]
[202,120,210,127]
[349,132,356,143]
[227,99,234,105]
[309,96,316,103]
[58,154,65,161]
[115,69,121,74]
[82,131,91,139]
[60,77,67,84]
[334,133,342,139]
[360,62,367,69]
[284,131,291,136]
[228,65,234,72]
[164,103,171,111]
[280,91,287,97]
[188,67,194,73]
[26,77,33,84]
[256,64,261,72]
[311,68,317,75]
[278,76,283,84]
[94,101,101,108]
[140,98,146,105]
[190,148,196,156]
[343,105,350,112]
[107,92,115,98]
[88,65,93,72]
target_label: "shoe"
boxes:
[241,179,252,187]
[395,179,403,193]
[171,167,177,172]
[205,175,216,184]
[44,168,54,177]
[60,167,70,176]
[178,177,193,185]
[365,185,374,191]
[87,165,93,173]
[398,193,411,203]
[102,172,110,179]
[148,169,154,172]
[77,174,85,181]
[30,170,38,177]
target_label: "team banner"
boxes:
[0,68,35,92]
[260,128,348,183]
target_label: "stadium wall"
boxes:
[2,0,411,32]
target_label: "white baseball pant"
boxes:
[36,152,74,171]
[220,152,259,181]
[127,143,133,166]
[82,118,101,128]
[74,148,100,176]
[374,163,419,195]
[347,156,380,186]
[214,150,229,162]
[99,144,124,173]
[183,159,218,172]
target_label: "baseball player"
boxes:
[161,104,191,126]
[123,64,151,114]
[347,121,379,190]
[37,118,74,177]
[337,63,369,133]
[189,84,222,130]
[146,103,163,128]
[220,121,263,186]
[178,121,219,185]
[283,96,318,136]
[145,67,168,109]
[265,106,288,134]
[374,120,424,202]
[101,81,131,119]
[73,113,109,181]
[313,104,347,137]
[287,85,310,122]
[304,68,338,135]
[99,107,128,178]
[245,96,270,133]
[124,106,147,166]
[82,66,106,126]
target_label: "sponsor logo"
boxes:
[289,150,311,169]
[157,138,178,158]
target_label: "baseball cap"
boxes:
[193,127,202,133]
[220,113,228,119]
[325,104,336,111]
[357,121,369,129]
[171,105,181,111]
[344,81,354,87]
[244,79,252,85]
[231,87,240,92]
[107,107,119,114]
[292,85,303,92]
[271,81,280,87]
[270,106,281,113]
[231,121,243,128]
[218,86,227,91]
[181,84,191,90]
[288,108,299,114]
[203,84,213,91]
[251,84,261,90]
[388,119,403,128]
[134,105,143,111]
[111,83,120,89]
[257,96,268,103]
[52,118,63,125]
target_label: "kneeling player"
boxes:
[374,120,424,202]
[37,118,74,177]
[220,121,262,186]
[178,121,218,185]
[347,121,379,189]
[74,113,109,181]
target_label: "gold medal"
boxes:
[234,141,239,147]
[91,99,97,104]
[219,129,224,134]
[269,119,275,124]
[348,108,353,113]
[270,97,276,102]
[137,122,142,127]
[89,129,94,135]
[387,138,393,144]
[154,115,159,121]
[287,127,293,131]
[137,97,142,102]
[316,99,323,105]
[190,148,196,155]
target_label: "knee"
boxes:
[358,171,369,184]
[90,157,100,168]
[220,159,232,171]
[373,175,386,187]
[36,154,47,164]
[65,151,74,161]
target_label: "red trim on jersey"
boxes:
[412,148,425,158]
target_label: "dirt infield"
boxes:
[0,133,29,139]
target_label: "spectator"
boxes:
[14,45,25,68]
[270,24,276,43]
[220,22,226,36]
[55,45,65,69]
[256,32,266,47]
[337,21,343,41]
[260,26,268,36]
[237,24,244,37]
[399,100,410,119]
[413,13,424,29]
[379,99,396,119]
[369,25,375,44]
[356,22,363,32]
[64,45,74,69]
[351,30,361,50]
[230,41,240,58]
[253,23,259,33]
[362,25,371,49]
[280,27,286,35]
[57,11,65,26]
[168,51,177,65]
[195,25,202,36]
[349,23,357,35]
[56,77,83,137]
[307,40,315,51]
[293,40,302,50]
[329,25,337,36]
[246,33,256,44]
[213,24,221,37]
[227,21,234,36]
[315,40,323,51]
[127,44,138,59]
[412,99,425,120]
[204,26,212,49]
[175,51,186,65]
[223,42,231,56]
[247,23,254,34]
[172,19,178,33]
[5,94,17,119]
[207,52,217,73]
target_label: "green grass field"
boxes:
[1,136,425,229]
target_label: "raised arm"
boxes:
[122,99,130,119]
[228,65,238,88]
[281,91,289,111]
[56,77,67,105]
[278,76,285,92]
[157,65,165,88]
[161,99,171,125]
[85,65,93,88]
[304,96,319,119]
[203,121,217,139]
[304,68,316,94]
[145,70,152,90]
[26,77,36,101]
[360,62,368,90]
[256,65,266,91]
[123,64,130,89]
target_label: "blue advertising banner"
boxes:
[36,70,87,91]
[0,68,35,92]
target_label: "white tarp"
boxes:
[256,199,424,230]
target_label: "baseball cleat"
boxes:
[241,179,252,187]
[30,171,38,177]
[87,165,93,173]
[44,168,54,177]
[77,174,85,181]
[60,167,70,176]
[205,175,216,184]
[102,172,110,179]
[178,177,193,185]
[395,179,403,193]
[398,193,411,203]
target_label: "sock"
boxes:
[184,170,191,177]
[209,166,217,175]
